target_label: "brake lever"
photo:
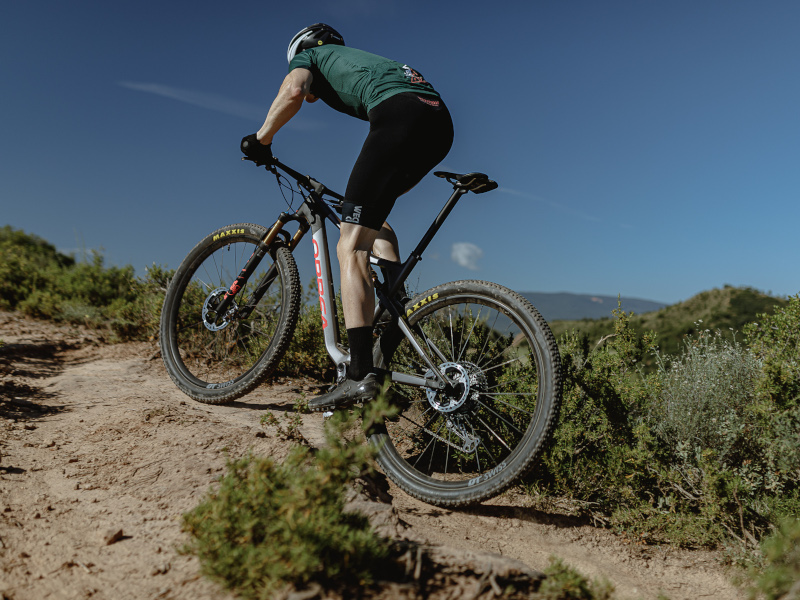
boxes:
[242,156,278,172]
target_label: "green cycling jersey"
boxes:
[289,45,441,121]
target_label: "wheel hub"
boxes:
[202,287,236,332]
[425,361,487,413]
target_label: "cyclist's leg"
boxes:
[309,93,453,411]
[308,221,382,412]
[373,221,400,262]
[337,222,380,329]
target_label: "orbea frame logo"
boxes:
[313,239,328,329]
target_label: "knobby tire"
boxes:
[159,223,300,404]
[371,280,561,507]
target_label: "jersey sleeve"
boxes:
[288,52,313,73]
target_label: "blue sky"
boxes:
[3,0,799,306]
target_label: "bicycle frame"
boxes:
[221,157,480,391]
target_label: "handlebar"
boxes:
[243,154,345,205]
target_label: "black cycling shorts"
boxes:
[342,92,454,230]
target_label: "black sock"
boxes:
[347,326,373,381]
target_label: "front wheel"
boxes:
[160,223,301,404]
[372,280,561,507]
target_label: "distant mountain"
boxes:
[518,292,666,322]
[548,286,788,357]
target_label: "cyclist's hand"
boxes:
[240,133,274,166]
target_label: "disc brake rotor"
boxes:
[202,287,236,332]
[423,362,489,453]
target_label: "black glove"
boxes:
[240,133,274,166]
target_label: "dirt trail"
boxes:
[0,312,744,599]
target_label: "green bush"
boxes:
[746,295,800,409]
[636,330,779,545]
[0,226,169,341]
[181,399,391,598]
[531,305,655,511]
[0,225,75,310]
[550,286,787,363]
[530,300,800,549]
[748,519,800,600]
[537,558,614,600]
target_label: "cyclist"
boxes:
[242,23,454,411]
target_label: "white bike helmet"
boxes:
[287,23,345,64]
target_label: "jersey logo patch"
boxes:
[402,65,428,85]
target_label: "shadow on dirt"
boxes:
[463,502,590,531]
[228,400,297,412]
[0,341,73,422]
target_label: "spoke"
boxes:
[449,310,455,362]
[478,436,500,466]
[176,317,206,334]
[475,399,526,436]
[457,305,483,363]
[481,354,528,373]
[412,418,443,469]
[397,405,437,430]
[481,395,535,418]
[472,432,481,472]
[478,342,517,370]
[458,305,468,362]
[476,309,501,366]
[196,274,215,292]
[211,250,221,287]
[487,375,533,391]
[433,316,455,359]
[484,391,537,398]
[443,433,451,476]
[476,415,513,453]
[427,424,439,474]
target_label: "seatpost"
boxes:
[386,187,468,298]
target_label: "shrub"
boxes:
[181,398,392,598]
[0,226,171,341]
[537,558,614,600]
[745,294,800,409]
[0,225,75,310]
[748,519,800,600]
[531,302,800,549]
[531,305,656,511]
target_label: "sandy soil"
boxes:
[0,311,745,599]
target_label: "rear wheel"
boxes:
[372,280,561,507]
[160,223,301,404]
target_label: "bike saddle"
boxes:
[434,171,498,194]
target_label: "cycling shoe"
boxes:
[308,373,381,412]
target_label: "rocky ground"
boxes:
[0,311,745,599]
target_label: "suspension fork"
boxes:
[209,213,308,324]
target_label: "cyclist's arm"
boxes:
[256,68,315,145]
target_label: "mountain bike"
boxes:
[159,154,562,507]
